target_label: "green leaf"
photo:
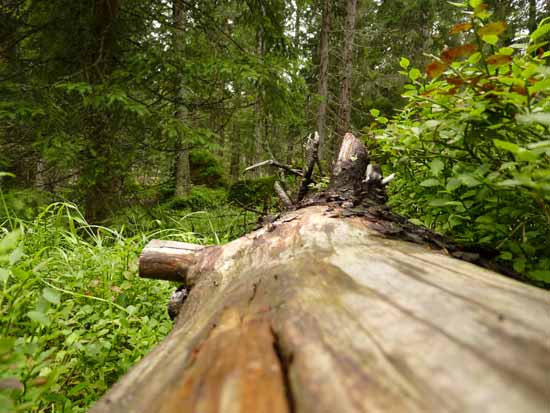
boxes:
[0,172,15,178]
[430,158,444,176]
[399,57,410,69]
[428,199,463,207]
[409,68,421,81]
[529,270,550,282]
[530,24,550,42]
[459,174,481,187]
[446,177,462,191]
[42,287,61,305]
[0,337,15,355]
[0,230,21,254]
[0,268,9,282]
[493,139,520,154]
[469,0,483,7]
[516,112,550,126]
[420,178,440,187]
[27,311,51,326]
[370,108,380,117]
[482,34,499,45]
[9,246,23,265]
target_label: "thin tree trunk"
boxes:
[335,0,357,149]
[528,0,537,34]
[316,0,331,160]
[173,0,191,197]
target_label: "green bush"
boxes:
[189,149,227,188]
[371,5,550,286]
[166,186,227,211]
[228,176,276,211]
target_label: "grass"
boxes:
[0,200,257,413]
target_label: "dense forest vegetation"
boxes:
[1,0,549,411]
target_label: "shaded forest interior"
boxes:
[1,0,550,412]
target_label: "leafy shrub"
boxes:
[228,176,276,211]
[0,203,175,412]
[166,186,227,211]
[189,150,227,188]
[371,3,550,286]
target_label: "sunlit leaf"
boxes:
[399,57,410,69]
[482,34,499,45]
[42,287,61,305]
[516,112,550,126]
[494,139,520,153]
[420,178,440,187]
[530,24,550,42]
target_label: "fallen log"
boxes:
[90,134,550,413]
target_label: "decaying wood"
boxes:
[139,239,204,282]
[274,180,293,208]
[92,133,550,413]
[296,132,320,202]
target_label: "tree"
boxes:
[335,0,358,147]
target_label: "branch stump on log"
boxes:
[90,134,550,413]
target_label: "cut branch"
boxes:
[139,240,204,282]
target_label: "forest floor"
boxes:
[0,196,257,413]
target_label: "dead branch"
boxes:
[296,132,320,202]
[274,181,293,208]
[244,159,304,177]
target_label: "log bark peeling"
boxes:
[91,134,550,413]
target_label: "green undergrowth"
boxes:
[370,4,550,287]
[0,199,256,412]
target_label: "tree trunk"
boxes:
[335,0,357,148]
[528,0,537,34]
[83,0,120,223]
[91,134,550,413]
[254,12,266,175]
[173,0,191,197]
[316,0,331,160]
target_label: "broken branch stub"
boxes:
[139,239,204,282]
[329,132,369,197]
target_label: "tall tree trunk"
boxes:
[173,0,191,197]
[528,0,537,34]
[316,0,331,160]
[335,0,358,154]
[84,0,120,223]
[229,113,242,183]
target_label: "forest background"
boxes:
[1,0,550,412]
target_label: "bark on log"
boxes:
[91,134,550,413]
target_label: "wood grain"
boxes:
[91,206,550,413]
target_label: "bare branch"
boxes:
[244,159,304,177]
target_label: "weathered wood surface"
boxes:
[139,239,204,282]
[91,205,550,413]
